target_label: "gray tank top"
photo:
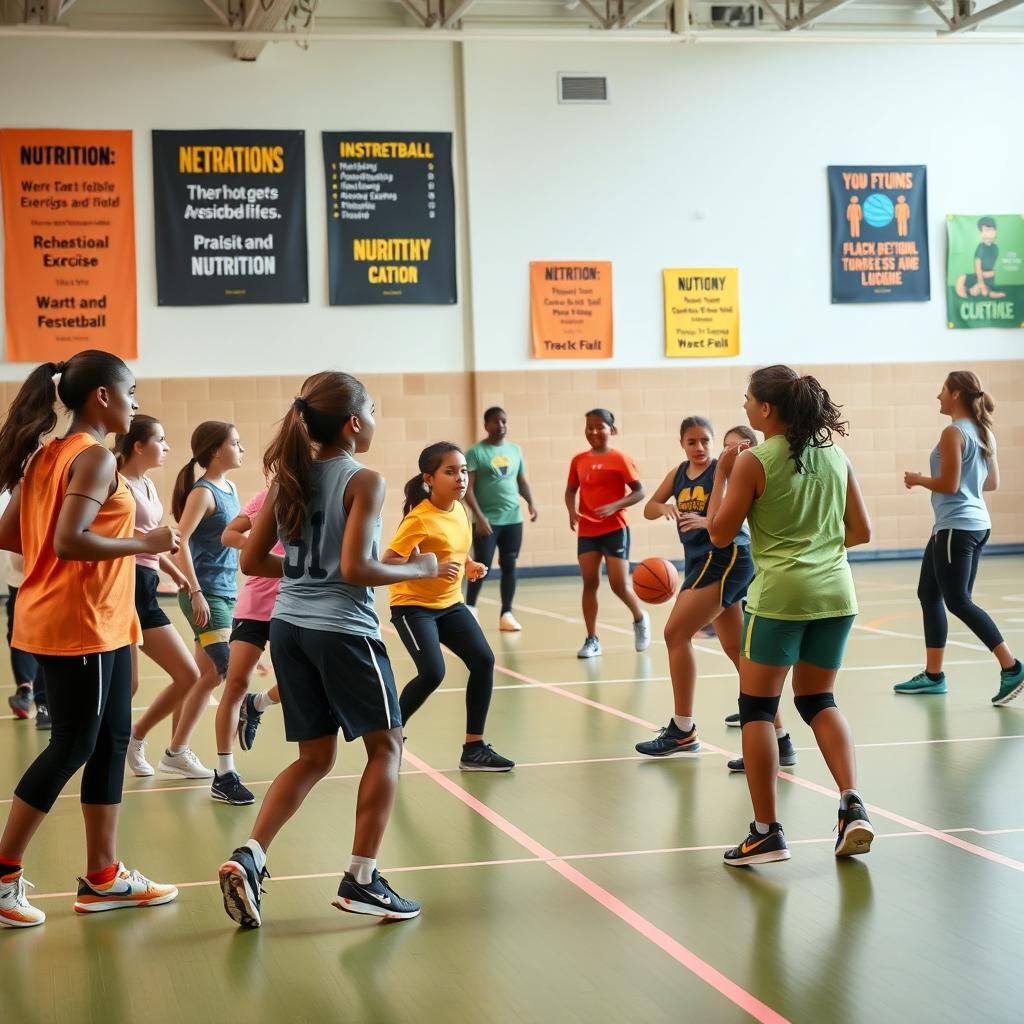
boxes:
[271,455,381,637]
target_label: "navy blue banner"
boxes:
[828,165,929,303]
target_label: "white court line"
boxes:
[852,621,987,652]
[793,734,1024,751]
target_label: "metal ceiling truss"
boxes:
[23,0,75,24]
[234,0,294,59]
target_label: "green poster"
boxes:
[946,214,1024,329]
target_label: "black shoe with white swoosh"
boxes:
[332,870,421,920]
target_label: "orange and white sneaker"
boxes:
[0,870,45,928]
[74,863,178,914]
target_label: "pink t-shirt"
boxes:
[124,475,162,572]
[233,488,285,622]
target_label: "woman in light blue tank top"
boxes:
[899,371,1023,705]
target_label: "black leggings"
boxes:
[6,587,45,704]
[466,522,523,614]
[14,647,131,811]
[918,529,1004,651]
[391,603,495,735]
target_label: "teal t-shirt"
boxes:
[465,441,525,526]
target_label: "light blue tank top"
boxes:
[272,455,381,638]
[190,478,240,597]
[929,420,992,534]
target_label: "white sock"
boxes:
[349,854,376,885]
[775,727,787,739]
[218,753,235,775]
[672,715,694,733]
[253,691,274,713]
[840,789,861,810]
[130,732,143,744]
[753,821,770,835]
[244,838,267,873]
[167,746,186,756]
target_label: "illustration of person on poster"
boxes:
[947,215,1024,329]
[828,165,930,303]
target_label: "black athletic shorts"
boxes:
[269,618,402,742]
[230,617,271,651]
[681,544,754,609]
[577,527,630,560]
[134,566,171,631]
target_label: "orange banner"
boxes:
[1,129,136,362]
[530,260,612,359]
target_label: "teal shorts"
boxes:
[177,591,236,646]
[741,611,855,670]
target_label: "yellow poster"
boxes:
[663,268,739,358]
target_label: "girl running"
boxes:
[167,421,244,780]
[706,365,874,865]
[565,409,649,658]
[0,352,178,928]
[635,418,795,769]
[897,370,1023,705]
[210,487,283,806]
[385,443,515,772]
[219,372,435,928]
[113,416,205,779]
[464,406,538,632]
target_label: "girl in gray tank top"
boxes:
[218,371,439,931]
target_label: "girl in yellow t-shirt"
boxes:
[385,442,515,772]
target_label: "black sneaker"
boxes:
[723,822,790,867]
[835,796,875,857]
[218,846,269,928]
[459,742,515,772]
[7,688,32,720]
[332,870,421,920]
[727,734,798,773]
[35,705,51,731]
[237,693,264,752]
[211,771,255,806]
[724,712,740,727]
[635,719,701,756]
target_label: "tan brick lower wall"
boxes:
[7,360,1018,567]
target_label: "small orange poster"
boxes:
[530,260,612,359]
[1,129,137,362]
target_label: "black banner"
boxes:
[153,129,308,305]
[322,131,456,305]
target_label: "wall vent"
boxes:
[558,73,609,104]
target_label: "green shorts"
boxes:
[741,611,855,670]
[177,590,236,646]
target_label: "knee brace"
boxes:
[794,692,837,725]
[200,633,231,677]
[738,692,781,725]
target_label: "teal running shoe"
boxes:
[992,661,1024,706]
[894,671,947,695]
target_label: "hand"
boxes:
[903,471,921,490]
[656,501,680,523]
[568,511,579,533]
[716,445,742,479]
[144,525,180,555]
[474,516,493,537]
[191,590,211,628]
[410,551,439,578]
[593,502,619,519]
[466,560,488,582]
[677,513,707,531]
[437,560,461,582]
[528,505,539,523]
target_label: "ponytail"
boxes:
[946,370,995,457]
[748,365,847,474]
[112,414,160,470]
[403,441,463,516]
[403,475,431,516]
[171,420,234,520]
[263,371,368,541]
[0,350,130,493]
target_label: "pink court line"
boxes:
[491,663,1024,875]
[402,746,790,1024]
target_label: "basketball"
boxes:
[632,557,679,604]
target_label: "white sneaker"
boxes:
[126,737,154,777]
[158,748,214,779]
[0,870,45,928]
[499,612,522,632]
[577,636,601,658]
[466,605,479,620]
[633,611,651,652]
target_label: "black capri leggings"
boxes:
[466,522,523,615]
[14,646,132,811]
[391,603,495,735]
[6,586,45,704]
[918,529,1004,651]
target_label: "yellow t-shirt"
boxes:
[388,499,472,609]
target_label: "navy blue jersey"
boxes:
[671,460,749,562]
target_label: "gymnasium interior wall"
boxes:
[0,39,1021,562]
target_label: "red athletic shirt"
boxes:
[567,449,640,537]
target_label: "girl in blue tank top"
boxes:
[899,370,1023,705]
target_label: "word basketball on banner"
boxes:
[1,128,137,361]
[152,129,308,305]
[530,261,613,359]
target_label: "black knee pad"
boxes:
[204,640,231,677]
[738,692,780,725]
[794,692,837,725]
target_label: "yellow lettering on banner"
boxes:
[368,265,418,284]
[177,146,285,174]
[339,142,436,160]
[352,238,432,262]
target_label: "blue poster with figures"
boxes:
[828,165,929,303]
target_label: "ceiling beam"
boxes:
[947,0,1024,32]
[442,0,479,28]
[786,0,857,30]
[760,1,788,29]
[620,0,670,29]
[397,0,437,27]
[577,0,614,28]
[234,0,293,60]
[922,0,955,29]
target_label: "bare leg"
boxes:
[664,585,725,717]
[738,659,790,824]
[792,661,855,792]
[351,729,404,858]
[605,556,644,621]
[0,798,46,864]
[169,643,220,751]
[716,604,787,732]
[578,551,602,636]
[132,626,201,742]
[81,803,120,874]
[215,641,263,754]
